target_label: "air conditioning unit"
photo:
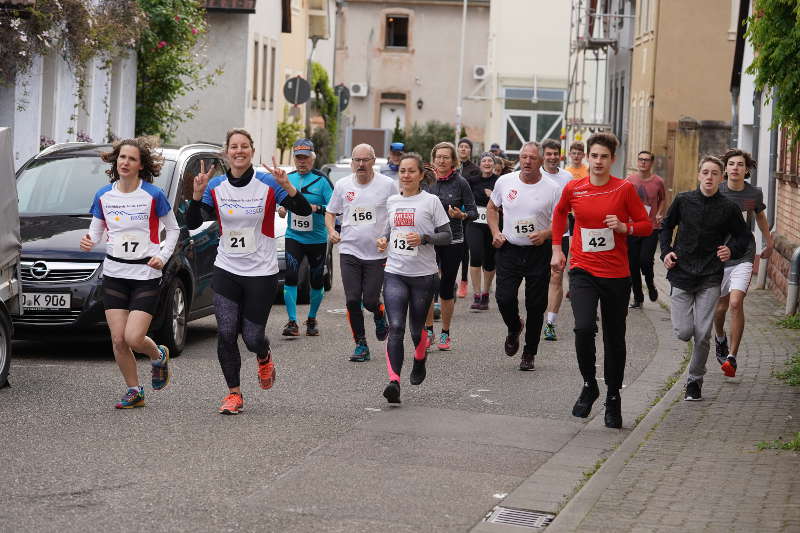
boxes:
[473,65,487,80]
[350,82,369,97]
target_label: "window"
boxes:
[269,46,277,109]
[252,40,259,107]
[502,87,566,155]
[385,15,408,48]
[261,43,268,107]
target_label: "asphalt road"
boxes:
[0,259,660,532]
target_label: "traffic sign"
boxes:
[335,84,350,112]
[283,76,311,105]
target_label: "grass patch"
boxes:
[756,432,800,451]
[774,353,800,386]
[777,314,800,329]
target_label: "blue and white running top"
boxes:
[201,169,289,276]
[89,179,179,280]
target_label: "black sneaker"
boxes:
[410,358,427,385]
[604,394,622,429]
[572,380,600,418]
[383,380,401,403]
[504,318,524,357]
[282,320,300,337]
[629,300,643,309]
[519,350,535,371]
[305,318,319,336]
[646,281,658,302]
[684,381,702,401]
[715,336,729,366]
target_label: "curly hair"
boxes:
[721,148,756,177]
[100,137,163,183]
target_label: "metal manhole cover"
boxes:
[484,507,555,528]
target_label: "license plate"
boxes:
[22,292,71,310]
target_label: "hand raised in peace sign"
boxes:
[192,160,216,201]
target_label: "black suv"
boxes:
[13,142,226,355]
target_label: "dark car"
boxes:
[13,142,227,355]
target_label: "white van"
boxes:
[0,128,22,387]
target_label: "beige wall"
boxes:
[276,0,311,158]
[335,0,490,150]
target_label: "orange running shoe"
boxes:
[258,353,276,390]
[219,392,244,415]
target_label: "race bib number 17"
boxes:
[113,231,150,260]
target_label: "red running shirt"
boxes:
[552,176,653,278]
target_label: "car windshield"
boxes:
[327,166,353,182]
[17,155,174,216]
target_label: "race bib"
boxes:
[390,231,418,256]
[290,213,313,232]
[475,206,488,224]
[112,231,150,260]
[513,219,535,236]
[581,227,615,252]
[222,228,256,254]
[350,206,376,225]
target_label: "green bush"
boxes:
[403,121,456,161]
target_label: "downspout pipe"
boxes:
[757,90,779,290]
[786,246,800,316]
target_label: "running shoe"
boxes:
[350,341,370,362]
[374,305,388,341]
[282,320,300,337]
[305,317,319,336]
[383,380,401,404]
[684,381,702,401]
[519,350,535,371]
[543,322,557,341]
[151,345,170,391]
[721,355,737,378]
[504,318,524,356]
[479,293,490,311]
[410,358,427,385]
[629,300,643,309]
[115,388,145,409]
[646,280,658,302]
[257,353,276,390]
[433,302,441,321]
[437,332,451,351]
[425,329,434,350]
[219,392,244,415]
[715,336,729,366]
[457,280,468,299]
[604,395,622,429]
[571,380,599,418]
[470,293,481,311]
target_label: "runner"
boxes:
[457,138,480,299]
[659,156,749,401]
[379,142,405,180]
[325,143,398,362]
[422,142,477,350]
[540,138,574,341]
[377,153,452,404]
[551,133,652,428]
[565,141,589,180]
[713,149,773,377]
[626,150,666,309]
[488,142,560,371]
[187,128,312,415]
[465,152,499,310]
[279,139,334,337]
[80,137,179,409]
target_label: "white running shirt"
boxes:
[490,171,561,247]
[541,167,573,236]
[384,191,451,277]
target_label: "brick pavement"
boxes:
[565,262,800,532]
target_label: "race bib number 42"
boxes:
[390,231,418,256]
[222,228,256,254]
[290,214,313,232]
[350,206,376,225]
[112,231,150,260]
[513,219,535,236]
[475,206,488,224]
[580,227,615,252]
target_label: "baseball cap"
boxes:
[293,138,314,156]
[389,142,405,152]
[490,143,500,150]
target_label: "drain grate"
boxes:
[484,506,555,529]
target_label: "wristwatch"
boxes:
[421,234,430,245]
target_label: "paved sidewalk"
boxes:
[549,262,800,532]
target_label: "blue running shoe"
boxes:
[543,323,557,341]
[151,345,170,391]
[374,304,388,341]
[115,388,144,409]
[350,341,370,362]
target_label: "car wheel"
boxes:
[0,309,11,388]
[157,278,187,357]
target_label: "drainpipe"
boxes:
[731,86,740,147]
[751,89,761,185]
[786,247,800,316]
[756,89,779,290]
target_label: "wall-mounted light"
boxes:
[416,98,423,110]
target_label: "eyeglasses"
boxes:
[352,157,374,164]
[638,157,652,162]
[434,155,453,161]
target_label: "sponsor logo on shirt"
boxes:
[345,191,356,202]
[104,201,149,222]
[394,208,415,227]
[217,195,265,215]
[507,189,518,201]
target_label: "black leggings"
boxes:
[569,268,631,392]
[460,226,469,282]
[212,267,277,388]
[435,242,465,300]
[465,222,496,271]
[383,272,437,381]
[285,238,326,289]
[627,230,660,302]
[340,253,385,342]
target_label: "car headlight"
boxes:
[275,235,286,252]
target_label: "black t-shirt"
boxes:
[719,181,764,265]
